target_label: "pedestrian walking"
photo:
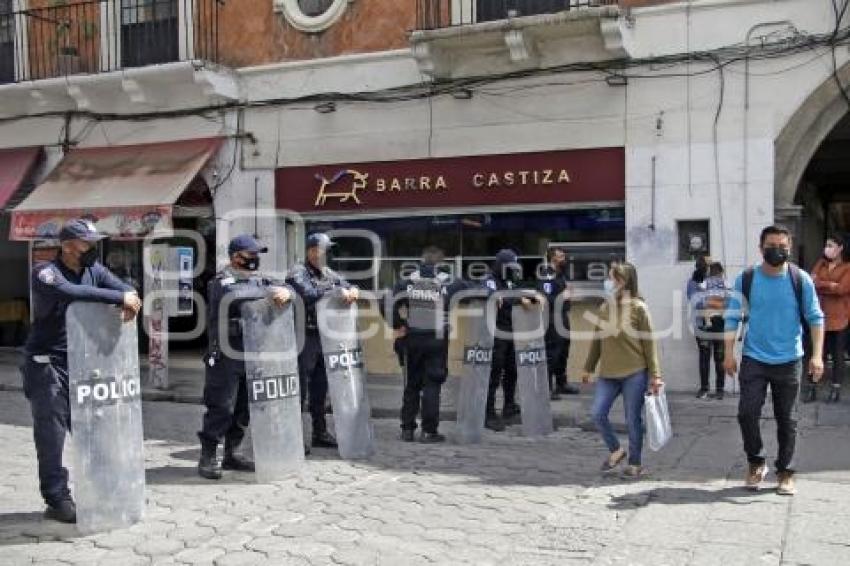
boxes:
[724,224,824,496]
[21,219,142,523]
[810,234,850,403]
[582,261,663,479]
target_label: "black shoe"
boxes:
[827,386,841,403]
[421,432,446,444]
[696,390,710,400]
[401,429,415,442]
[502,403,521,424]
[198,450,222,480]
[222,454,255,472]
[557,384,581,395]
[713,392,724,401]
[312,431,338,448]
[550,390,562,401]
[802,386,817,404]
[304,445,311,456]
[44,498,76,524]
[485,414,506,432]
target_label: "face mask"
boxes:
[241,256,260,272]
[763,246,789,267]
[79,247,98,268]
[603,279,617,295]
[824,246,840,261]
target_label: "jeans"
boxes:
[591,370,648,466]
[401,334,447,433]
[737,356,802,473]
[696,337,725,393]
[21,356,72,505]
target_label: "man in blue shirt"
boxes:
[724,225,824,496]
[22,219,142,523]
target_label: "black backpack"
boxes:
[741,264,812,356]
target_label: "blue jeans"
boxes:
[591,370,648,466]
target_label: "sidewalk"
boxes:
[3,348,850,431]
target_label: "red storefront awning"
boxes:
[10,137,222,240]
[0,147,42,210]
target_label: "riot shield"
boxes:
[511,302,554,437]
[455,305,494,444]
[67,303,144,534]
[317,294,374,460]
[241,300,304,482]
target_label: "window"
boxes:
[307,208,626,290]
[476,0,571,23]
[297,0,335,16]
[121,0,179,68]
[0,0,14,84]
[677,219,711,262]
[275,0,353,33]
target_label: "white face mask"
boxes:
[824,245,840,261]
[603,279,617,295]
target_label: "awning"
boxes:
[10,137,222,240]
[0,147,42,211]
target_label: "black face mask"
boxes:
[239,255,260,272]
[79,247,99,268]
[763,246,789,267]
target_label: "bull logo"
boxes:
[314,169,369,207]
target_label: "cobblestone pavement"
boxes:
[1,389,850,565]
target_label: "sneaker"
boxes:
[622,465,643,479]
[222,454,255,472]
[420,432,446,444]
[198,451,222,480]
[44,498,76,524]
[777,471,796,496]
[400,429,415,442]
[312,431,338,448]
[600,448,626,473]
[485,414,506,432]
[745,463,768,491]
[696,390,710,400]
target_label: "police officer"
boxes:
[390,246,467,443]
[483,249,526,432]
[22,219,142,523]
[537,246,580,400]
[197,235,292,480]
[287,233,358,450]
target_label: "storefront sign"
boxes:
[11,206,172,240]
[276,148,624,212]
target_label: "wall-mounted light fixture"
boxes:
[451,88,473,100]
[314,101,337,114]
[605,74,628,87]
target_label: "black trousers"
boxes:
[737,356,802,473]
[825,329,847,386]
[487,337,517,414]
[298,331,329,435]
[545,329,570,391]
[401,334,447,433]
[198,358,249,451]
[696,337,725,393]
[21,355,72,505]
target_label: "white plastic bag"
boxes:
[645,389,672,451]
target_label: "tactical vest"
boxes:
[406,271,448,332]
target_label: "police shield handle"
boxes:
[455,309,495,445]
[241,299,305,482]
[66,303,145,534]
[511,303,554,437]
[317,294,375,460]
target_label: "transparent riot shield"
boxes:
[511,302,554,437]
[66,303,144,534]
[241,300,304,482]
[317,294,374,460]
[455,304,494,444]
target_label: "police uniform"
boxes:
[286,259,351,446]
[21,221,133,521]
[198,264,284,471]
[537,264,575,397]
[391,263,467,440]
[483,250,524,430]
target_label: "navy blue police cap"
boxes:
[306,233,335,250]
[228,234,268,255]
[58,219,106,242]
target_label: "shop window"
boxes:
[307,208,626,290]
[677,219,710,262]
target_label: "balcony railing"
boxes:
[0,0,221,85]
[416,0,619,30]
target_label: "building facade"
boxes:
[0,0,848,389]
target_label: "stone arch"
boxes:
[775,61,850,209]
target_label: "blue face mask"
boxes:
[603,279,616,295]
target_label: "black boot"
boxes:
[557,383,581,395]
[400,429,415,442]
[421,431,446,444]
[44,498,76,524]
[502,402,521,424]
[802,385,817,404]
[198,445,222,480]
[485,412,506,432]
[827,385,841,403]
[312,430,338,448]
